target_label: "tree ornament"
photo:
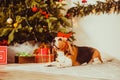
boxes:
[59,0,63,2]
[82,0,87,3]
[67,13,70,16]
[32,6,38,12]
[45,14,49,18]
[6,17,13,24]
[42,11,47,15]
[66,13,71,17]
[0,40,8,46]
[13,22,18,28]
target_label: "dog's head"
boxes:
[52,37,68,51]
[52,32,73,54]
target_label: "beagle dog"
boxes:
[52,37,103,67]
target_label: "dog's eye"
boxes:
[58,38,62,41]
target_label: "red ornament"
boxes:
[0,40,8,46]
[32,6,38,12]
[59,0,62,2]
[82,0,87,3]
[45,14,49,18]
[41,11,47,15]
[67,13,70,17]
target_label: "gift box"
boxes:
[0,46,7,64]
[35,54,54,63]
[36,48,49,55]
[15,56,35,63]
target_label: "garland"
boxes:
[66,0,120,18]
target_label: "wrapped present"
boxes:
[15,56,35,63]
[36,48,49,55]
[35,54,54,63]
[34,42,50,55]
[0,46,7,64]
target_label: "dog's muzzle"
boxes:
[52,39,59,49]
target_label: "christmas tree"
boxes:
[0,0,72,45]
[1,0,118,45]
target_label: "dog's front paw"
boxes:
[45,62,55,67]
[56,63,65,68]
[44,63,51,67]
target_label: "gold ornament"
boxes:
[13,22,18,28]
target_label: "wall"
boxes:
[72,13,120,60]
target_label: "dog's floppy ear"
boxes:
[65,40,75,55]
[60,40,70,54]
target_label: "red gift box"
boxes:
[35,54,54,63]
[36,48,49,55]
[0,46,7,64]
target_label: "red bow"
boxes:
[57,32,73,38]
